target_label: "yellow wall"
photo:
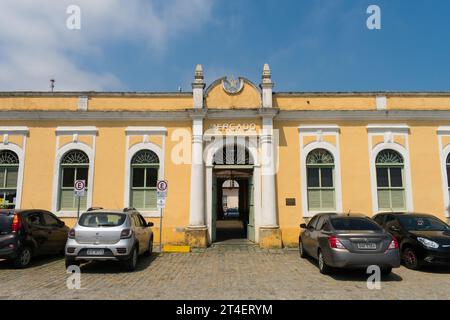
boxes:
[3,92,450,247]
[205,82,261,109]
[274,96,376,110]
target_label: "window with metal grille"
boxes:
[213,144,253,165]
[306,149,335,211]
[376,149,405,211]
[130,150,159,210]
[59,150,89,211]
[0,150,19,209]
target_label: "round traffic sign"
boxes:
[74,180,86,191]
[157,180,168,192]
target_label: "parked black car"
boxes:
[373,212,450,269]
[299,213,400,275]
[0,209,69,268]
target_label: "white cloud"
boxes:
[0,0,213,91]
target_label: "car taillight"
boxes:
[11,214,21,233]
[328,236,346,249]
[68,229,76,239]
[120,229,133,239]
[388,237,399,250]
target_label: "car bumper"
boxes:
[325,249,401,269]
[65,238,134,261]
[0,247,16,260]
[422,250,450,266]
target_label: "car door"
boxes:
[137,214,151,251]
[131,214,145,254]
[310,215,327,258]
[25,211,51,255]
[302,215,319,255]
[41,211,67,254]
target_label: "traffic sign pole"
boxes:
[77,195,81,219]
[156,180,168,253]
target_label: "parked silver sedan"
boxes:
[299,213,400,275]
[65,207,154,271]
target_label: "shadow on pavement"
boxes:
[0,255,63,270]
[412,265,450,274]
[79,254,158,274]
[303,255,403,282]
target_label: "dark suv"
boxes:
[373,212,450,269]
[0,210,69,268]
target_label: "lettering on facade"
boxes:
[209,123,257,134]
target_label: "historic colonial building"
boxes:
[1,64,450,248]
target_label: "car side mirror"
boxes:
[300,223,307,229]
[147,222,154,228]
[59,221,66,227]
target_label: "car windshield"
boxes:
[0,212,13,235]
[398,216,450,232]
[330,218,381,231]
[79,213,126,228]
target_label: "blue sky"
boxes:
[1,0,450,92]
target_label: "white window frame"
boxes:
[299,125,342,217]
[367,124,413,214]
[0,127,28,209]
[124,127,166,217]
[52,127,97,217]
[437,126,450,219]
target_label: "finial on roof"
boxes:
[194,64,204,81]
[262,63,272,84]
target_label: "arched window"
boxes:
[376,149,405,211]
[0,150,19,209]
[213,144,253,166]
[306,149,335,211]
[59,150,89,211]
[130,150,159,210]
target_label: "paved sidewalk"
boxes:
[0,245,449,300]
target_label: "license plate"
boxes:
[86,249,104,256]
[357,243,377,250]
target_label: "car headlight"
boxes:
[417,237,439,249]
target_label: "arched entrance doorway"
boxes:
[210,143,255,244]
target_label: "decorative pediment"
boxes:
[205,76,262,109]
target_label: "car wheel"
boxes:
[381,267,392,275]
[299,240,307,259]
[318,250,332,275]
[402,247,421,270]
[65,258,80,269]
[144,238,153,257]
[13,246,32,268]
[124,247,138,272]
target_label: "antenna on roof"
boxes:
[50,79,55,92]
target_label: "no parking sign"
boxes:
[74,180,86,197]
[157,180,168,209]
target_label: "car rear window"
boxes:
[78,213,126,228]
[0,212,13,235]
[330,218,382,231]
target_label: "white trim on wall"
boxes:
[0,138,27,209]
[298,125,342,218]
[52,127,97,218]
[437,127,450,218]
[52,142,96,217]
[367,125,413,215]
[124,127,166,217]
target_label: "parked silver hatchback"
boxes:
[65,207,154,271]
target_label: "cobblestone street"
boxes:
[0,245,449,300]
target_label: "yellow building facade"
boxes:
[1,64,450,248]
